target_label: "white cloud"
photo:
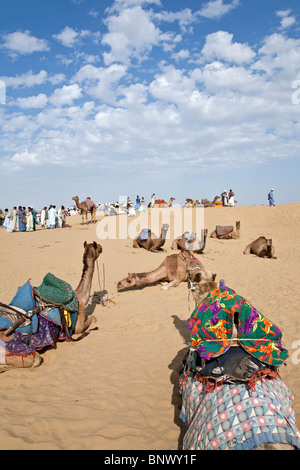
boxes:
[0,70,65,89]
[49,84,82,106]
[198,0,240,19]
[276,10,296,30]
[74,63,127,103]
[2,31,49,55]
[201,31,256,65]
[102,6,161,64]
[11,149,39,165]
[53,26,79,47]
[16,94,48,109]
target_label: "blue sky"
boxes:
[0,0,299,209]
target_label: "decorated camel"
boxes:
[179,282,300,450]
[0,241,102,372]
[210,221,240,239]
[133,224,169,252]
[243,236,277,259]
[153,197,175,208]
[171,229,208,254]
[117,250,216,291]
[201,196,220,207]
[72,196,97,224]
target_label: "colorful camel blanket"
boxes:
[179,374,300,450]
[186,285,288,367]
[216,225,234,238]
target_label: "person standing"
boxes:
[26,207,34,231]
[228,189,235,207]
[268,189,275,206]
[49,205,57,228]
[17,206,26,232]
[221,190,228,207]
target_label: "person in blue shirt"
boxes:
[268,189,275,206]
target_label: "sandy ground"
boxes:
[0,203,299,450]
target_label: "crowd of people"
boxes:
[0,205,69,233]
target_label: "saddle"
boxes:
[216,225,234,238]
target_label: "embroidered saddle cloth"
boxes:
[186,285,288,367]
[216,225,234,237]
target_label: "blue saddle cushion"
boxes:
[0,280,39,334]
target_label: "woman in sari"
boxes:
[17,206,26,232]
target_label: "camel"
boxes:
[201,196,220,207]
[117,250,216,291]
[133,224,169,252]
[179,286,298,450]
[184,198,194,207]
[210,221,240,239]
[171,229,208,254]
[73,241,103,334]
[243,236,277,259]
[72,196,97,224]
[153,197,175,208]
[0,241,102,372]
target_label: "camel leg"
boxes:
[73,304,97,334]
[243,243,251,255]
[3,352,43,371]
[133,239,140,248]
[161,279,181,290]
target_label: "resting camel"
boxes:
[179,285,299,450]
[117,250,216,291]
[72,196,97,224]
[0,241,102,372]
[133,224,169,252]
[243,236,277,259]
[201,196,220,207]
[210,221,240,239]
[171,229,208,254]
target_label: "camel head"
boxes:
[266,238,272,248]
[162,224,169,235]
[72,196,79,202]
[117,273,138,290]
[189,270,217,284]
[83,241,103,261]
[192,280,218,305]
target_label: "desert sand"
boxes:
[0,203,299,450]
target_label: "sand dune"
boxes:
[0,203,299,450]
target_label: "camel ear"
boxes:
[84,241,87,247]
[93,241,98,249]
[212,274,217,281]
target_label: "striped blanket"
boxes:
[180,367,300,450]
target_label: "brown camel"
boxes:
[171,229,208,254]
[133,224,169,252]
[72,196,97,224]
[73,241,103,334]
[210,221,241,239]
[0,241,102,372]
[117,250,216,291]
[201,196,220,207]
[243,236,277,259]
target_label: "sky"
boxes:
[0,0,299,209]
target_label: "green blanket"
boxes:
[33,272,78,313]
